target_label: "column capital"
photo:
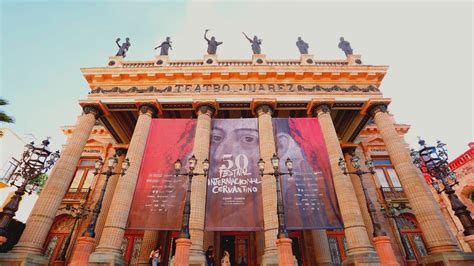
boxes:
[114,148,128,157]
[138,104,159,117]
[82,105,103,119]
[255,104,273,116]
[341,146,357,155]
[193,101,217,117]
[312,103,332,117]
[368,104,388,117]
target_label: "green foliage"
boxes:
[0,98,15,137]
[29,173,48,193]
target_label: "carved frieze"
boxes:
[89,84,379,95]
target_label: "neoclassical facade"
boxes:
[1,52,473,266]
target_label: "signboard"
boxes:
[273,118,343,230]
[205,119,264,231]
[127,119,196,230]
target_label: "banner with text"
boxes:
[273,118,343,230]
[127,119,197,230]
[205,119,264,231]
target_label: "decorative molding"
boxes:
[89,84,379,95]
[255,104,273,116]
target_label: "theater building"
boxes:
[1,51,473,266]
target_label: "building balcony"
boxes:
[381,186,407,202]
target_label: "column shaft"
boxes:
[315,106,377,258]
[310,230,332,265]
[92,106,155,256]
[138,231,160,265]
[256,106,278,256]
[189,106,213,257]
[372,107,459,253]
[12,107,100,254]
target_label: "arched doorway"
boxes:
[44,214,75,265]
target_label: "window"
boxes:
[327,230,347,265]
[395,213,428,263]
[373,158,402,191]
[66,158,97,199]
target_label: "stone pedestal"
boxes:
[276,238,294,266]
[464,235,474,252]
[69,236,95,266]
[108,55,124,67]
[88,251,125,266]
[261,252,279,266]
[174,238,192,266]
[155,55,169,66]
[299,54,315,65]
[252,54,267,65]
[0,252,49,266]
[421,251,474,265]
[372,236,400,266]
[203,54,218,66]
[347,54,362,65]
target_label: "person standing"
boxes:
[149,245,161,266]
[205,245,215,266]
[221,250,231,266]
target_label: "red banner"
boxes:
[127,119,196,230]
[273,118,343,229]
[205,119,264,231]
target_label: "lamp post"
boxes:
[338,155,386,237]
[0,138,60,246]
[411,138,474,236]
[82,154,130,238]
[172,155,209,265]
[56,200,90,262]
[339,153,399,266]
[258,154,293,239]
[173,155,209,239]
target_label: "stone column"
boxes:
[138,231,160,265]
[311,230,332,265]
[370,104,460,254]
[90,104,157,265]
[11,105,102,256]
[189,105,214,265]
[256,105,279,265]
[94,148,128,245]
[313,104,379,264]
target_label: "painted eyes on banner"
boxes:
[240,135,257,144]
[212,134,223,143]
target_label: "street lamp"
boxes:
[0,138,60,245]
[411,138,474,236]
[174,155,209,239]
[258,153,293,239]
[82,154,130,238]
[338,154,386,237]
[56,199,91,262]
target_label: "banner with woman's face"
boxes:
[127,119,196,230]
[205,118,264,231]
[273,118,343,229]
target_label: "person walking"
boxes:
[221,250,231,266]
[205,245,215,266]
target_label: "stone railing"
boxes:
[120,59,349,68]
[380,186,407,201]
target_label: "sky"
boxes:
[0,0,473,160]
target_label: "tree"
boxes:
[29,173,48,193]
[0,98,14,137]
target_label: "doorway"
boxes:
[218,232,252,266]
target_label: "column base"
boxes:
[69,236,95,266]
[372,236,400,266]
[174,238,192,266]
[189,252,206,266]
[261,251,279,266]
[421,251,474,266]
[276,238,294,266]
[343,250,380,266]
[89,250,125,266]
[0,252,49,266]
[464,235,474,252]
